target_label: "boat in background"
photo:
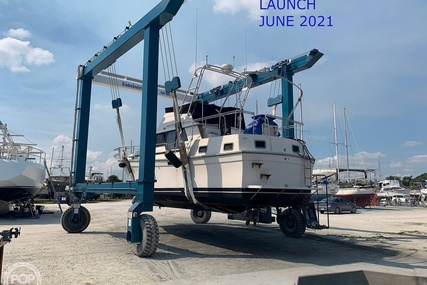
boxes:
[314,104,377,208]
[333,168,377,208]
[0,121,46,215]
[421,181,427,196]
[311,169,339,201]
[312,168,377,207]
[41,145,71,201]
[378,179,410,194]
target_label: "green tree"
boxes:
[414,173,427,182]
[106,175,122,182]
[401,176,412,188]
[385,175,401,181]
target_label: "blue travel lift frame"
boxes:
[64,0,324,257]
[63,0,186,257]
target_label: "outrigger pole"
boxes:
[65,0,185,257]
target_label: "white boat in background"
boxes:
[311,169,339,200]
[0,121,46,204]
[378,179,410,194]
[421,181,427,196]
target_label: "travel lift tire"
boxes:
[132,214,160,257]
[61,206,91,233]
[277,208,306,238]
[190,208,212,224]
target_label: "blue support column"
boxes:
[73,66,92,185]
[282,71,294,138]
[127,23,159,244]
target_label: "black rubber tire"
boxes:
[61,206,91,233]
[132,214,159,257]
[320,210,325,214]
[351,206,357,213]
[190,208,212,224]
[334,207,341,214]
[278,208,305,238]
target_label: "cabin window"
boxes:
[292,145,300,153]
[199,146,207,153]
[223,143,233,151]
[156,130,188,149]
[255,140,266,148]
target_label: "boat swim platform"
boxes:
[297,270,427,285]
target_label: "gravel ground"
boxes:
[1,200,427,285]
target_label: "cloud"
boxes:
[87,149,103,161]
[389,161,402,168]
[402,140,423,147]
[5,28,30,39]
[213,0,264,21]
[407,154,427,165]
[315,151,384,171]
[0,29,55,73]
[52,134,72,145]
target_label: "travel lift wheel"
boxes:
[277,208,306,238]
[190,208,212,224]
[132,214,159,257]
[61,206,91,233]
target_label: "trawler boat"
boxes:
[116,63,316,230]
[0,121,46,214]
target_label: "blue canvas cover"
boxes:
[244,114,278,135]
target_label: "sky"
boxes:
[0,0,426,181]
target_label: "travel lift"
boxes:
[62,0,324,257]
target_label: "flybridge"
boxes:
[260,0,316,10]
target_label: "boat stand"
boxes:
[0,228,20,281]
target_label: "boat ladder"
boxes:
[301,141,315,187]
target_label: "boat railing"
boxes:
[266,114,304,139]
[0,143,45,163]
[191,108,304,139]
[112,108,306,161]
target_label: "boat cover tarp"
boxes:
[166,101,245,130]
[244,114,278,135]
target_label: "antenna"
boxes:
[333,102,340,180]
[194,8,198,72]
[245,28,248,71]
[343,107,350,178]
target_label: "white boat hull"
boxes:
[0,159,46,201]
[129,134,313,212]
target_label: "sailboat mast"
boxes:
[333,102,339,180]
[50,147,55,173]
[343,108,350,179]
[60,145,65,176]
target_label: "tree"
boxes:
[385,175,401,181]
[401,176,412,188]
[414,173,427,182]
[106,175,122,182]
